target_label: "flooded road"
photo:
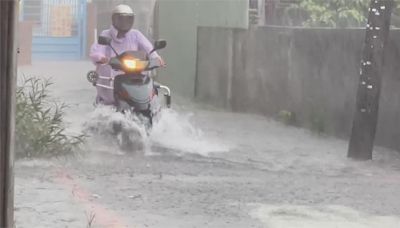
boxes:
[15,62,400,228]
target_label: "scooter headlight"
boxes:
[122,58,147,72]
[123,59,137,69]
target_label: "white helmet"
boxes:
[112,4,134,16]
[112,4,135,34]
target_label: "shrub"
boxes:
[15,77,85,158]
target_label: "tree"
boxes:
[297,0,368,27]
[348,0,394,160]
[290,0,400,28]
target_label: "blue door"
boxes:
[22,0,87,60]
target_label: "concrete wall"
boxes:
[196,26,400,151]
[86,3,97,58]
[195,27,234,108]
[18,21,33,66]
[156,0,249,97]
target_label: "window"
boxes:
[23,0,42,22]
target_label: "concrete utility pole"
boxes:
[348,0,394,160]
[0,0,18,226]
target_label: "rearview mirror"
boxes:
[98,36,112,46]
[154,40,167,50]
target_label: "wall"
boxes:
[86,2,97,58]
[156,0,249,97]
[18,21,33,65]
[196,26,400,151]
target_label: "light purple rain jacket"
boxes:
[89,26,160,105]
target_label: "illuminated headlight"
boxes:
[123,59,137,69]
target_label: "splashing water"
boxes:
[149,109,229,156]
[82,106,149,154]
[82,106,229,156]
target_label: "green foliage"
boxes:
[291,0,370,27]
[15,77,85,158]
[291,0,400,28]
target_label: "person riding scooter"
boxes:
[89,4,165,106]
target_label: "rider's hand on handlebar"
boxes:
[96,57,109,65]
[157,56,166,67]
